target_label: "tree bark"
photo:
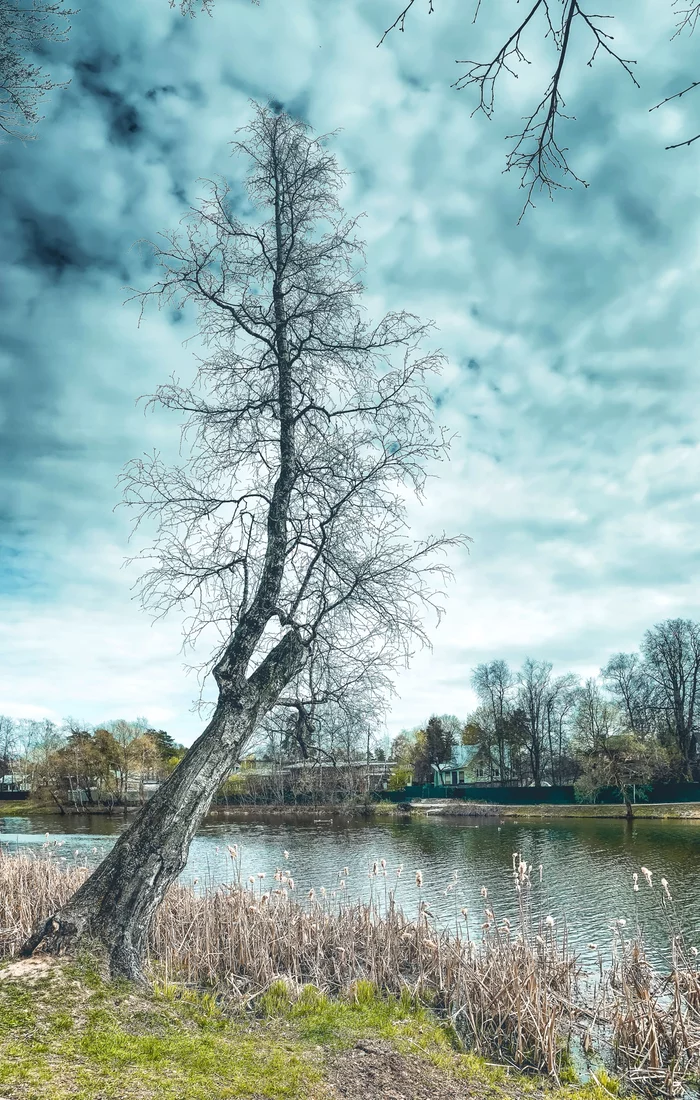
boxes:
[22,630,306,980]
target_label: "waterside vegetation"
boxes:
[2,847,699,1097]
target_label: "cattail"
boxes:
[641,866,653,887]
[307,889,315,900]
[545,915,554,928]
[257,872,265,879]
[661,877,672,900]
[588,943,598,950]
[538,864,543,882]
[691,947,698,957]
[415,870,423,887]
[380,859,386,870]
[480,885,488,899]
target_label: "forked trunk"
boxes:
[22,699,256,980]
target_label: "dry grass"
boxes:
[1,844,699,1096]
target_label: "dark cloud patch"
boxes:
[74,52,121,79]
[145,85,177,101]
[19,211,92,276]
[285,91,312,123]
[615,192,665,242]
[75,57,143,147]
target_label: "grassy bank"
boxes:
[0,957,619,1100]
[1,799,385,821]
[409,799,700,820]
[6,797,700,822]
[0,799,138,818]
[0,799,48,817]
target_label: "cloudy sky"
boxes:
[2,0,700,743]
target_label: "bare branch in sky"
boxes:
[0,0,75,139]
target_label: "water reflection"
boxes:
[2,811,699,961]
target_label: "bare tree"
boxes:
[380,1,700,215]
[0,0,74,140]
[574,678,667,819]
[543,672,579,785]
[0,715,16,782]
[601,651,658,737]
[517,657,553,786]
[23,104,463,979]
[257,654,386,802]
[641,618,700,780]
[106,719,148,804]
[471,659,514,781]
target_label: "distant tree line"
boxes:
[390,618,700,811]
[0,716,186,809]
[0,702,390,809]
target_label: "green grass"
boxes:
[0,799,44,816]
[368,799,404,815]
[0,959,623,1100]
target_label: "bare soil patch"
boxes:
[325,1039,485,1100]
[0,956,56,982]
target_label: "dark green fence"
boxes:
[0,789,29,801]
[379,782,700,805]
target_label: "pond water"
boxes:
[2,811,700,963]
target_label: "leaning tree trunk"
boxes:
[22,632,305,980]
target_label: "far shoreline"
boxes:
[3,797,700,823]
